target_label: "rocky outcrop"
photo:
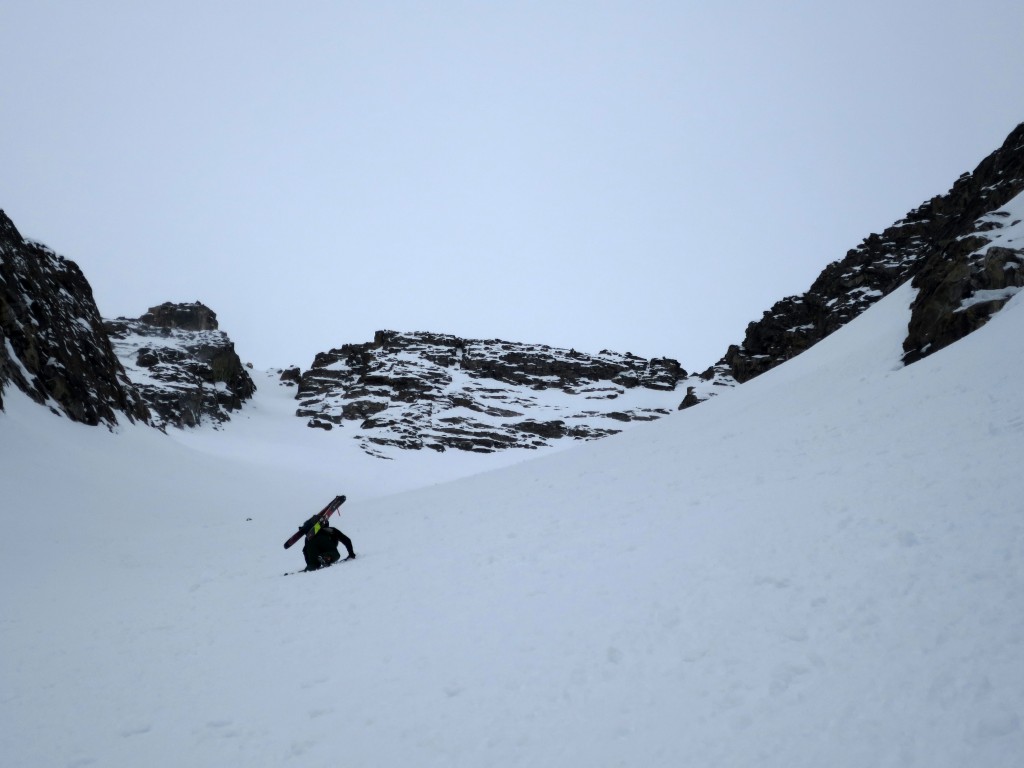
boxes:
[279,366,302,386]
[104,302,256,429]
[294,330,695,455]
[0,210,150,426]
[903,193,1024,363]
[721,122,1024,385]
[139,301,219,331]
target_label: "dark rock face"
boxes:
[139,301,219,331]
[104,302,256,429]
[903,201,1024,364]
[0,211,150,426]
[722,122,1024,384]
[294,330,693,455]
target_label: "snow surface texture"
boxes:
[3,281,1024,767]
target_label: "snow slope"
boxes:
[3,281,1023,768]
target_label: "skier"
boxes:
[302,520,356,571]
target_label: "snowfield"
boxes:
[3,281,1023,767]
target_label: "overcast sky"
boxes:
[2,1,1022,371]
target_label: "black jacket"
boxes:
[302,524,354,569]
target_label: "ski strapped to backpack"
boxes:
[283,494,347,549]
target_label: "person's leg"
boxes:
[302,542,320,571]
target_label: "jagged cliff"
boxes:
[0,211,150,427]
[719,122,1024,385]
[105,302,256,429]
[903,187,1024,364]
[0,211,255,428]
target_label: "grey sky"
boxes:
[2,1,1022,371]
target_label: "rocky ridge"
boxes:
[0,211,149,427]
[719,122,1024,386]
[903,189,1024,364]
[0,209,255,429]
[289,330,719,455]
[4,123,1023,449]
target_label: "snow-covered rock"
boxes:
[105,302,256,429]
[721,121,1024,384]
[0,210,149,427]
[292,330,717,455]
[903,189,1024,363]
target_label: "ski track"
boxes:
[2,283,1024,767]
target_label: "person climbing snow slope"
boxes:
[302,520,355,571]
